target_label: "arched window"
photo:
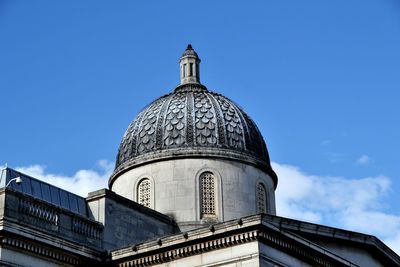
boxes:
[137,178,151,208]
[200,172,216,218]
[257,183,267,213]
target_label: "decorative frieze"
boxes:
[1,236,80,265]
[116,230,259,267]
[114,221,356,267]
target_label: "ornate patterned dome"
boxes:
[110,45,277,186]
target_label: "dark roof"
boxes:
[181,44,199,58]
[0,167,87,216]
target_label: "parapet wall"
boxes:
[0,188,104,265]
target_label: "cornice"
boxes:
[111,215,355,267]
[109,148,277,189]
[0,235,82,266]
[263,214,400,266]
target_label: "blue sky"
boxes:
[1,0,400,253]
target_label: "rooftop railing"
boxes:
[1,187,103,249]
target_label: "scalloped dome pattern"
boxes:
[115,84,271,172]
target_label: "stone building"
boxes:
[0,45,399,266]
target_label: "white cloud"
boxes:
[273,161,400,254]
[16,160,113,197]
[356,154,372,165]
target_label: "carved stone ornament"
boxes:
[112,83,276,185]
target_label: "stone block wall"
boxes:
[86,189,179,250]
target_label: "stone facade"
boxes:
[111,215,400,267]
[86,189,179,250]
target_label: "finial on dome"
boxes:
[180,44,201,85]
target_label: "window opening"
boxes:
[257,183,267,213]
[200,172,216,218]
[138,179,151,208]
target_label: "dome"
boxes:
[109,45,278,226]
[111,83,277,186]
[109,45,277,188]
[181,44,199,58]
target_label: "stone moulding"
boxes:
[1,236,81,265]
[109,146,278,189]
[262,214,400,266]
[114,231,259,267]
[111,215,357,267]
